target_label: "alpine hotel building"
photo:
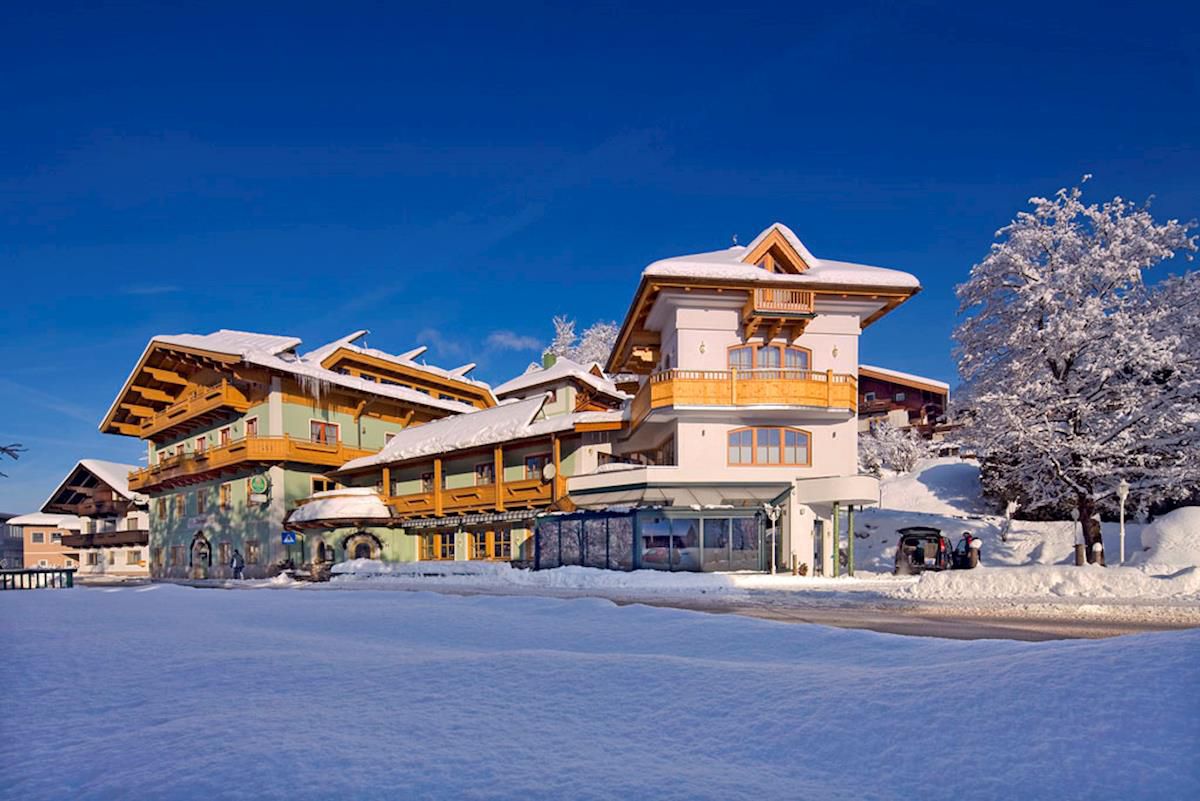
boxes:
[101,223,920,578]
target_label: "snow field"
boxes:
[2,585,1197,801]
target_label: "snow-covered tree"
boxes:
[544,316,619,367]
[859,422,928,475]
[953,179,1198,562]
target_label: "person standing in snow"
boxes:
[230,549,245,579]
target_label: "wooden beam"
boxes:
[144,366,189,386]
[111,422,142,436]
[433,458,443,517]
[381,467,391,501]
[494,446,504,512]
[119,402,156,418]
[551,435,563,502]
[130,385,176,404]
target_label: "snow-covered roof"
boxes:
[42,459,147,510]
[642,223,920,290]
[102,329,481,431]
[494,356,627,400]
[340,395,622,471]
[8,513,83,530]
[302,330,494,393]
[288,488,392,525]
[859,364,950,392]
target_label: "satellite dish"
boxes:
[542,463,557,481]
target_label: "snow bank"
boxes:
[1127,506,1200,571]
[331,559,908,595]
[878,457,992,516]
[2,585,1196,801]
[905,564,1200,602]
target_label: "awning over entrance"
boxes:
[569,482,791,510]
[402,509,540,530]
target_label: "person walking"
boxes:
[230,548,245,580]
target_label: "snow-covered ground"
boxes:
[2,584,1197,801]
[315,460,1199,612]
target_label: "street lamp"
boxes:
[763,503,781,575]
[1117,479,1130,564]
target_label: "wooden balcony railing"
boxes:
[138,380,253,437]
[633,368,857,426]
[128,436,375,491]
[749,287,815,315]
[386,477,553,520]
[62,530,149,549]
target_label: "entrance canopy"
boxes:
[569,482,791,511]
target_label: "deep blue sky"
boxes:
[2,1,1197,511]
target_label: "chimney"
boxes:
[542,352,557,369]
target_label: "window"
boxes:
[31,532,45,543]
[474,462,495,486]
[420,473,434,493]
[127,550,141,565]
[246,540,261,565]
[384,432,397,444]
[728,346,754,371]
[244,417,259,438]
[728,427,811,466]
[156,498,167,517]
[51,532,62,543]
[195,436,207,454]
[152,547,164,568]
[494,529,512,560]
[470,531,488,559]
[895,392,907,402]
[864,391,876,403]
[727,344,811,372]
[107,551,116,565]
[170,545,185,566]
[219,427,232,446]
[419,533,455,561]
[87,552,101,565]
[174,494,185,516]
[218,541,231,567]
[38,559,48,567]
[197,490,207,515]
[219,483,232,510]
[310,421,339,444]
[525,454,551,480]
[727,429,753,465]
[312,477,336,494]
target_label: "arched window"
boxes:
[727,427,811,466]
[727,344,811,372]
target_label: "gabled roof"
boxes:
[42,459,147,512]
[493,356,627,401]
[859,364,950,395]
[101,329,483,435]
[7,512,83,530]
[642,223,920,290]
[338,395,623,472]
[304,331,495,395]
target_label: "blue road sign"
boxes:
[281,531,298,545]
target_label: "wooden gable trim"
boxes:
[317,346,494,408]
[741,228,809,274]
[858,367,949,397]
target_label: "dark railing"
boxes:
[1,568,76,590]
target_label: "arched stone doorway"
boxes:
[342,531,382,561]
[190,532,212,580]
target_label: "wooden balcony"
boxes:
[632,368,857,426]
[62,530,149,549]
[387,477,553,520]
[749,287,815,315]
[138,380,253,438]
[128,436,375,492]
[742,287,816,341]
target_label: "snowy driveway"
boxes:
[3,585,1197,801]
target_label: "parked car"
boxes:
[894,527,982,574]
[894,527,953,575]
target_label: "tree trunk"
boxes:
[1077,494,1105,565]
